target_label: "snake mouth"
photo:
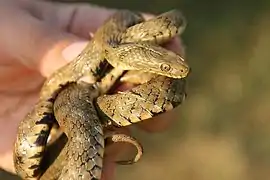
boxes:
[112,80,137,93]
[183,67,191,78]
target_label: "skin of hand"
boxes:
[0,0,185,179]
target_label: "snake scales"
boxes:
[13,9,190,180]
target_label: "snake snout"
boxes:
[180,65,190,78]
[172,64,190,79]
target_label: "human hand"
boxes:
[0,0,184,179]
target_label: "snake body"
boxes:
[13,9,189,180]
[39,82,145,180]
[97,75,186,127]
[42,83,104,180]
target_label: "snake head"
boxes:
[105,43,190,79]
[157,49,189,78]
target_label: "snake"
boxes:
[13,9,189,180]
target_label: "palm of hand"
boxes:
[0,56,45,172]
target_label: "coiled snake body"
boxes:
[13,9,189,180]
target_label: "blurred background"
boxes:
[2,0,270,179]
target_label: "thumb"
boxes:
[0,1,114,77]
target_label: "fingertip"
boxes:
[62,41,88,62]
[101,160,116,180]
[39,39,88,77]
[142,13,155,20]
[102,128,130,180]
[163,37,186,56]
[136,110,178,133]
[104,128,131,158]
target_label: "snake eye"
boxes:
[160,63,171,72]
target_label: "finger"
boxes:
[136,109,180,133]
[0,4,81,77]
[103,127,133,161]
[25,1,116,38]
[164,37,186,55]
[101,160,115,180]
[0,2,116,78]
[101,127,130,180]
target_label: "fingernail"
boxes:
[143,13,155,20]
[62,41,88,62]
